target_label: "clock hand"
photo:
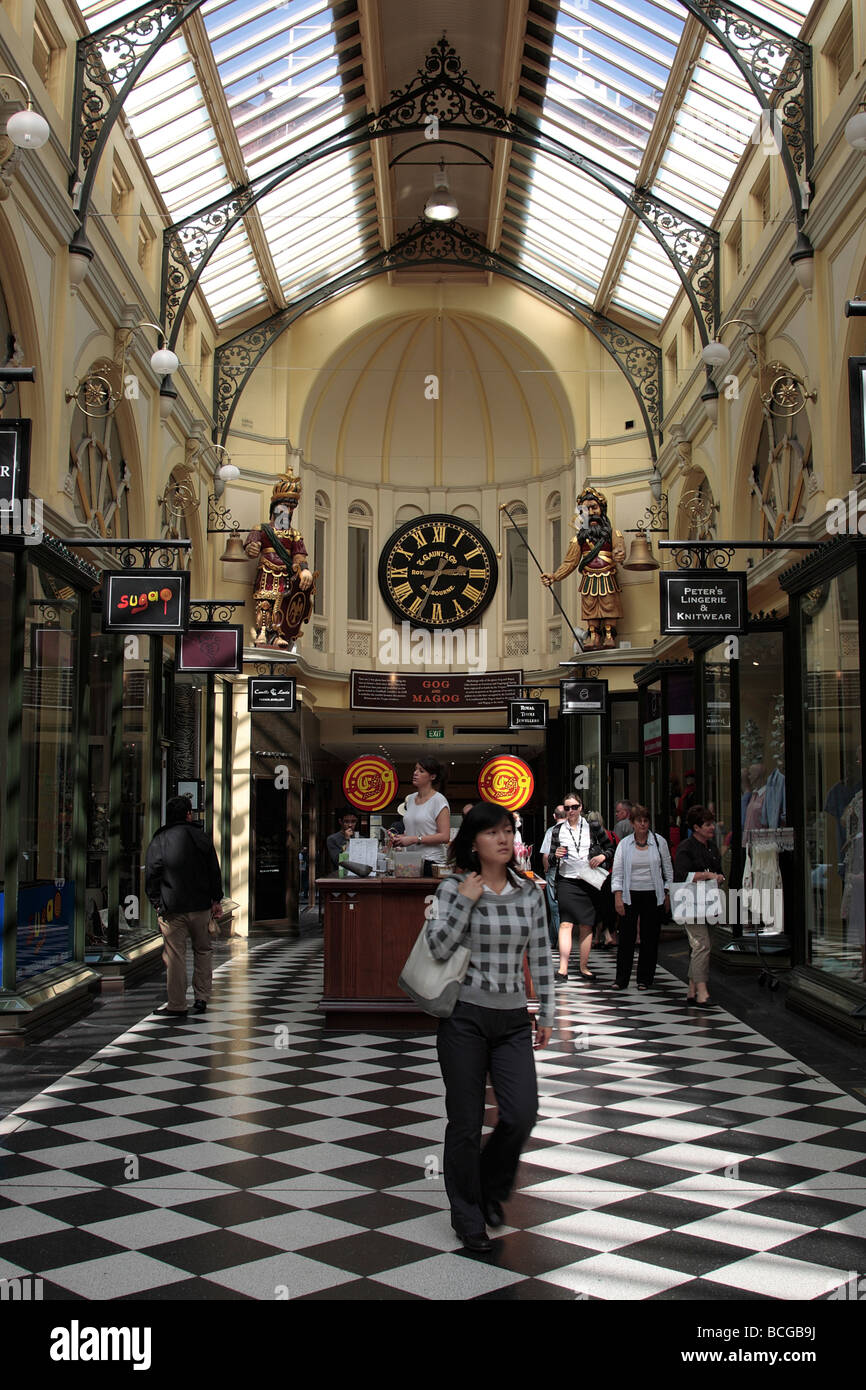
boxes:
[416,556,447,616]
[415,567,468,577]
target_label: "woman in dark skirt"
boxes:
[551,795,615,984]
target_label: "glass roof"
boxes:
[77,0,813,334]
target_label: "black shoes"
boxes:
[455,1229,493,1252]
[193,999,208,1014]
[483,1199,505,1229]
[153,1004,187,1018]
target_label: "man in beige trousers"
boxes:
[145,795,224,1017]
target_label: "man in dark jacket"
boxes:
[145,795,224,1017]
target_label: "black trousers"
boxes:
[436,1001,538,1235]
[615,891,661,987]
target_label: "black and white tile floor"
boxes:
[1,938,865,1301]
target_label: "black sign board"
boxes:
[849,356,866,474]
[560,679,608,715]
[660,571,747,635]
[178,625,243,673]
[102,571,190,633]
[248,677,297,712]
[0,419,31,506]
[508,699,549,730]
[351,670,523,711]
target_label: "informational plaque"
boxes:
[178,626,243,673]
[102,571,190,633]
[0,419,31,506]
[508,699,548,730]
[248,677,296,712]
[660,572,747,635]
[350,670,523,711]
[560,679,608,715]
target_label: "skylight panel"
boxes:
[613,224,685,322]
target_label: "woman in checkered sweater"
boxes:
[425,801,554,1251]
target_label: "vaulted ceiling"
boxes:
[79,0,813,333]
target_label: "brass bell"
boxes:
[623,529,659,571]
[219,532,248,563]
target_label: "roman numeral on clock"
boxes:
[463,584,482,602]
[408,528,427,547]
[431,523,447,542]
[392,582,412,601]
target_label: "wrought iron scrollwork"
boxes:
[163,185,260,332]
[686,0,812,173]
[636,495,670,533]
[115,542,181,570]
[252,662,294,677]
[189,601,243,625]
[72,1,205,189]
[370,35,513,137]
[669,544,735,570]
[633,190,718,339]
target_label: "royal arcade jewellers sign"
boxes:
[659,571,748,635]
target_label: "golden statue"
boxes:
[244,473,316,648]
[541,486,625,650]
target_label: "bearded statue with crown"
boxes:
[244,472,316,648]
[541,485,625,650]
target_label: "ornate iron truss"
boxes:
[69,0,205,207]
[66,10,815,361]
[159,36,719,346]
[680,0,813,222]
[214,220,663,458]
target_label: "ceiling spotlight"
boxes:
[424,161,458,223]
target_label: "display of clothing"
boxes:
[742,786,766,846]
[824,778,862,872]
[741,844,783,933]
[762,767,786,830]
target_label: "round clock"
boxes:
[378,514,498,629]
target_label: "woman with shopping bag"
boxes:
[673,805,724,1009]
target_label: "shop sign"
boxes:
[102,571,190,633]
[0,882,74,981]
[0,418,31,507]
[644,717,662,757]
[343,755,398,812]
[850,356,866,474]
[560,679,608,715]
[477,755,535,811]
[248,677,296,712]
[660,572,747,634]
[178,625,243,673]
[508,699,548,730]
[707,701,731,732]
[350,669,523,710]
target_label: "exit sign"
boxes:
[426,727,444,739]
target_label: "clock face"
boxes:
[378,514,498,629]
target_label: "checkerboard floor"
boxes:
[1,937,865,1301]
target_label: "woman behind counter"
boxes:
[426,801,554,1251]
[391,758,451,871]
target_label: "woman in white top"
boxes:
[610,805,673,991]
[392,758,451,868]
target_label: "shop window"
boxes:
[804,567,863,982]
[18,565,81,981]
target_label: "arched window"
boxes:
[314,491,329,617]
[68,407,131,538]
[546,491,562,573]
[395,504,423,522]
[504,501,528,621]
[751,404,812,539]
[347,500,372,622]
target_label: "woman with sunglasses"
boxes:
[551,795,614,984]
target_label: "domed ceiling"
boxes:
[300,310,574,487]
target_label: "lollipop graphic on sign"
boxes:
[343,755,398,813]
[477,755,534,811]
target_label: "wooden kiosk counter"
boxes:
[317,873,541,1029]
[318,875,433,1029]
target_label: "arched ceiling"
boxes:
[300,309,573,485]
[77,0,812,332]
